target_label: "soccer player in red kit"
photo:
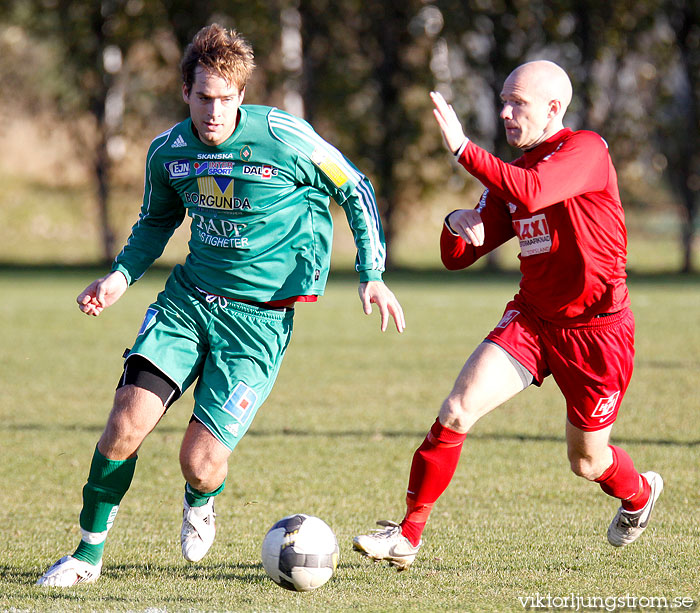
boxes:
[353,60,663,570]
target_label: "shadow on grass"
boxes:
[1,562,267,599]
[5,558,440,588]
[108,560,266,584]
[5,422,698,448]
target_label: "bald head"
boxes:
[499,60,573,150]
[507,61,573,111]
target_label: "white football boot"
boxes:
[353,520,421,570]
[181,496,216,562]
[36,555,102,587]
[607,471,663,547]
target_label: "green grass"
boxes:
[1,268,699,612]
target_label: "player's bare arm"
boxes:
[445,209,485,247]
[430,91,468,154]
[76,271,129,316]
[359,281,406,333]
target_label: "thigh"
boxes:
[485,300,550,385]
[547,309,635,432]
[440,341,529,431]
[127,272,208,393]
[193,302,294,452]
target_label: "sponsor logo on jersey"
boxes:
[193,161,234,176]
[311,147,348,187]
[513,214,552,256]
[164,159,190,178]
[171,134,187,148]
[184,176,252,211]
[190,212,249,248]
[591,391,620,421]
[185,192,252,211]
[196,152,235,160]
[242,164,278,179]
[495,309,519,329]
[222,382,258,424]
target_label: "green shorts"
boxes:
[127,265,294,451]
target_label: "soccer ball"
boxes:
[261,514,339,592]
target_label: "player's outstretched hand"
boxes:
[430,91,467,154]
[77,271,128,316]
[359,281,406,333]
[446,209,485,247]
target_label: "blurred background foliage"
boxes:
[0,0,697,271]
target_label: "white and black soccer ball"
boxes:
[261,514,339,592]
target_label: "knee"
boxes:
[179,448,226,493]
[439,395,477,433]
[568,453,606,481]
[179,451,204,490]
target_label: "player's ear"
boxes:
[239,86,246,104]
[182,83,191,104]
[548,99,562,119]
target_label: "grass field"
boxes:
[1,267,699,612]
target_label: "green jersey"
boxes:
[112,105,386,300]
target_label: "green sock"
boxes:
[72,446,137,565]
[185,480,225,507]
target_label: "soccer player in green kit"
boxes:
[37,23,405,586]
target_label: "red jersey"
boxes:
[441,128,630,325]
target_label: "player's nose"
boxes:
[208,98,223,117]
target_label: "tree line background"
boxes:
[0,0,697,271]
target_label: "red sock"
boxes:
[595,445,650,511]
[399,418,467,546]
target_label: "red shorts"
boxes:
[486,300,635,431]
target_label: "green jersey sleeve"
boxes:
[267,109,385,282]
[112,128,186,284]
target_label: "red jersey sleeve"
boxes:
[440,189,516,270]
[457,131,610,212]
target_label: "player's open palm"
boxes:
[430,91,467,154]
[77,271,128,316]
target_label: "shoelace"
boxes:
[371,525,401,539]
[183,513,215,538]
